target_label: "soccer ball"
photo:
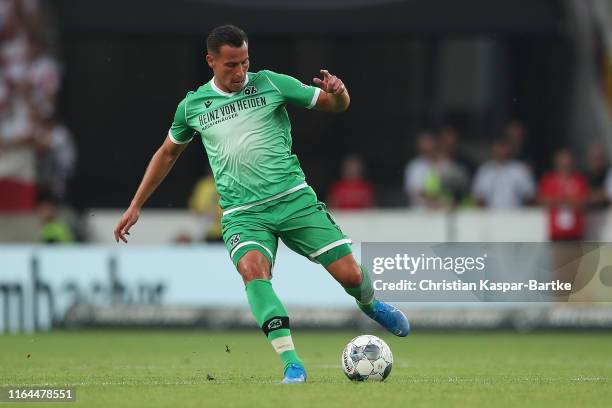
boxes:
[341,335,393,381]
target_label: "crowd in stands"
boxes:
[0,0,75,242]
[0,0,75,212]
[328,120,612,241]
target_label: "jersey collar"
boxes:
[210,74,250,97]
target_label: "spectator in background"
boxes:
[585,143,609,208]
[2,0,43,30]
[328,154,375,210]
[436,126,471,206]
[404,130,470,209]
[539,149,588,241]
[34,113,76,202]
[404,131,436,207]
[1,2,30,85]
[472,139,535,208]
[504,120,530,162]
[38,196,74,243]
[24,34,61,117]
[188,167,223,242]
[438,125,475,176]
[0,84,37,211]
[1,4,34,212]
[0,2,63,212]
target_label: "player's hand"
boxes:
[313,70,346,95]
[114,207,140,243]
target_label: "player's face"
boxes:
[207,42,250,93]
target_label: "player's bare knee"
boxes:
[238,251,271,284]
[239,264,269,284]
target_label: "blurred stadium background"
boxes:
[2,0,612,336]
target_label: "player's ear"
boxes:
[206,53,214,69]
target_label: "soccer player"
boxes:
[114,25,409,384]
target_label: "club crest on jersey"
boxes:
[229,234,241,248]
[204,100,213,108]
[243,85,258,96]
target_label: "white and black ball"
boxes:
[341,335,393,381]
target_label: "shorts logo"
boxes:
[267,318,282,330]
[229,234,241,248]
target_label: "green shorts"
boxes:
[221,185,352,271]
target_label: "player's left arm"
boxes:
[312,70,350,113]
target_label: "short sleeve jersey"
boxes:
[538,172,588,239]
[169,70,321,210]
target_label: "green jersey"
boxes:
[169,70,320,213]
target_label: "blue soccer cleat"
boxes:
[281,363,307,384]
[364,299,410,337]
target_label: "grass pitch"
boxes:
[1,330,611,407]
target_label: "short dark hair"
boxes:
[206,25,248,54]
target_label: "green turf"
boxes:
[1,330,611,407]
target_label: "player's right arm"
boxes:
[114,136,188,242]
[114,96,195,243]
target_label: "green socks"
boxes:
[245,279,303,369]
[244,267,375,370]
[343,265,375,314]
